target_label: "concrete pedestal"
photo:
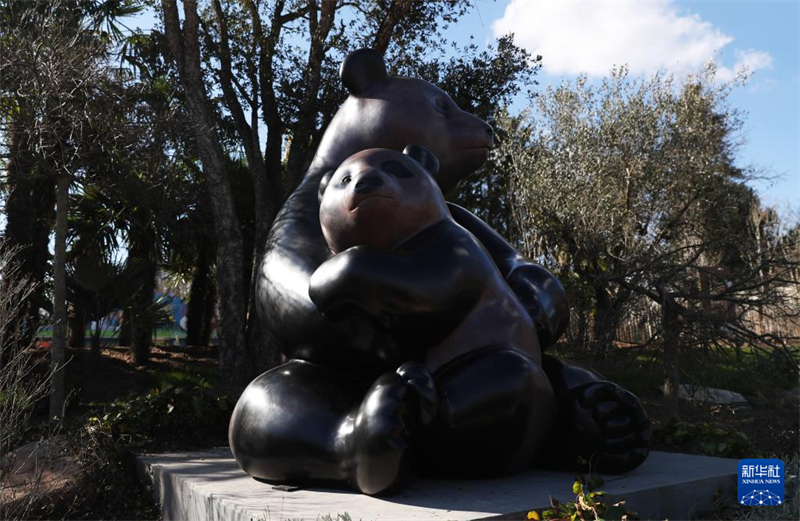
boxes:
[137,449,737,520]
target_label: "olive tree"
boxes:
[503,65,799,418]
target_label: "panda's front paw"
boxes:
[566,381,651,473]
[396,361,437,428]
[505,264,569,349]
[351,372,415,495]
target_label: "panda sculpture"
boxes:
[229,49,651,496]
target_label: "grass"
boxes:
[145,366,218,389]
[37,326,190,339]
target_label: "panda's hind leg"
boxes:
[540,354,651,473]
[422,348,557,477]
[229,360,368,489]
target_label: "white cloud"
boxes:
[716,48,775,82]
[747,78,778,94]
[492,0,772,79]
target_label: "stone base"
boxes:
[137,449,737,520]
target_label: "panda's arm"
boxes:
[309,222,486,325]
[447,202,570,349]
[447,203,520,276]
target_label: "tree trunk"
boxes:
[90,324,102,356]
[118,314,131,347]
[200,272,216,347]
[162,0,250,386]
[131,303,153,364]
[209,0,282,373]
[662,302,684,420]
[68,304,86,349]
[186,245,212,346]
[128,227,157,365]
[49,174,69,421]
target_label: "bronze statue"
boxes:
[229,49,650,496]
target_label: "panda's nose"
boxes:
[354,174,384,194]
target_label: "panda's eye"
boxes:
[434,98,448,115]
[381,161,413,178]
[341,174,352,186]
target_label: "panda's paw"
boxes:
[396,361,438,428]
[352,372,415,495]
[570,381,651,474]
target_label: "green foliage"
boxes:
[530,475,638,521]
[65,378,233,519]
[147,367,217,390]
[655,419,753,458]
[593,344,799,400]
[87,381,233,449]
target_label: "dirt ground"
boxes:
[67,345,217,404]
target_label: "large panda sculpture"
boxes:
[229,49,650,496]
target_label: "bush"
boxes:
[654,419,753,459]
[63,381,233,519]
[91,380,233,450]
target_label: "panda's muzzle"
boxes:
[354,174,384,194]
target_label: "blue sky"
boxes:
[132,1,799,219]
[459,0,799,218]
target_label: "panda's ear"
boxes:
[339,48,388,96]
[403,145,440,176]
[318,170,335,203]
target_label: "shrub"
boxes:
[64,381,233,519]
[90,381,233,450]
[654,419,753,459]
[0,243,56,520]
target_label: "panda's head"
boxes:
[310,49,495,194]
[318,145,449,254]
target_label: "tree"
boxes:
[0,0,146,417]
[422,36,541,235]
[0,1,140,342]
[504,66,799,418]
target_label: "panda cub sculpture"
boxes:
[314,145,550,376]
[311,145,558,490]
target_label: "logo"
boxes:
[738,458,784,506]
